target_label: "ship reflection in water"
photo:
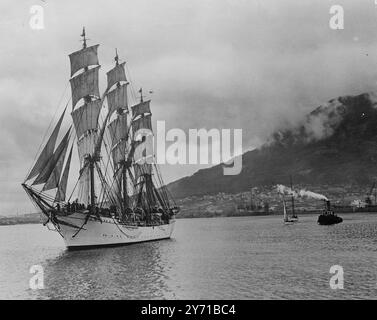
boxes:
[37,240,178,299]
[1,214,377,299]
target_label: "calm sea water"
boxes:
[0,213,376,300]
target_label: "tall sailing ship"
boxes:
[22,29,179,249]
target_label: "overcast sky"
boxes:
[1,0,377,215]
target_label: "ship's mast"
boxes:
[69,27,102,210]
[290,175,296,218]
[105,48,130,211]
[83,28,96,211]
[114,49,129,210]
[23,29,178,227]
[89,159,95,209]
[81,27,87,49]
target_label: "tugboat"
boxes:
[317,200,343,225]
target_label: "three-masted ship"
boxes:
[22,29,179,249]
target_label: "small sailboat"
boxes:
[279,176,298,224]
[289,175,298,222]
[282,196,297,224]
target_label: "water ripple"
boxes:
[0,213,376,299]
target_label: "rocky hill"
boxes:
[168,92,377,199]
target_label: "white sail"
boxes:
[108,113,128,148]
[22,31,179,250]
[132,100,151,119]
[107,84,128,116]
[106,62,127,90]
[105,58,129,167]
[111,140,127,164]
[70,66,100,108]
[77,165,91,206]
[32,128,71,186]
[55,145,73,202]
[26,108,66,181]
[69,44,99,77]
[77,132,97,161]
[283,197,288,222]
[42,139,69,191]
[71,99,101,139]
[132,114,152,133]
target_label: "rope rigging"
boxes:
[23,36,179,233]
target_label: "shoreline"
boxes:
[1,210,376,226]
[0,214,41,226]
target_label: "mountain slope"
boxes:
[168,92,377,199]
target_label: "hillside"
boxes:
[0,213,40,226]
[168,92,377,199]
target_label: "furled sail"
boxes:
[107,62,127,90]
[71,99,101,139]
[26,108,66,181]
[70,66,100,108]
[32,127,71,186]
[107,84,128,116]
[132,100,151,119]
[69,44,99,77]
[55,145,73,202]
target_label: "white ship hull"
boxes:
[53,212,175,249]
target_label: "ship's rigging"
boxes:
[22,28,178,228]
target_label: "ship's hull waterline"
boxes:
[23,32,180,250]
[51,212,175,249]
